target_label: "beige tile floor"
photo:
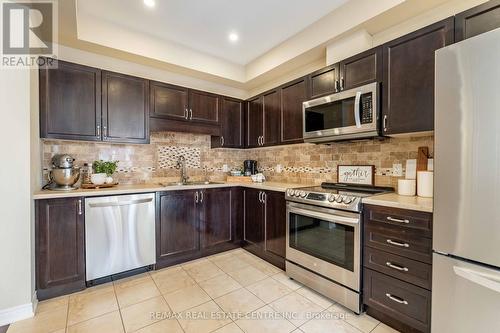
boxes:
[7,249,400,333]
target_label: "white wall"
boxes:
[0,67,35,325]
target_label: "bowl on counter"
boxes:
[91,173,107,185]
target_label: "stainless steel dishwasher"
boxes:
[85,193,156,281]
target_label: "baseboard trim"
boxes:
[0,301,35,326]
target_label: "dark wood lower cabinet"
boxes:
[36,198,86,300]
[156,188,241,269]
[243,189,286,269]
[363,205,433,333]
[156,190,200,266]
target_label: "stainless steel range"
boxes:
[285,182,392,313]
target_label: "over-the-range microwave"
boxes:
[303,82,380,143]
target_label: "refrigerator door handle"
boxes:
[454,266,500,293]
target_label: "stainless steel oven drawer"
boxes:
[286,261,360,314]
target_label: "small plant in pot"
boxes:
[92,160,118,185]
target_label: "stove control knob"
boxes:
[294,190,300,196]
[299,191,307,198]
[286,189,292,196]
[336,195,344,203]
[328,194,336,202]
[343,196,354,204]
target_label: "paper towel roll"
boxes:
[417,171,433,198]
[398,179,416,196]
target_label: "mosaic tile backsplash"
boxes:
[42,132,434,188]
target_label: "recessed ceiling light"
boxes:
[143,0,155,8]
[228,32,239,43]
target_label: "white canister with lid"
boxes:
[417,171,434,198]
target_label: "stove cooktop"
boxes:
[286,182,393,212]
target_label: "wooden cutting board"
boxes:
[417,147,429,172]
[80,182,119,189]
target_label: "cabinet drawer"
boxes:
[364,247,432,289]
[364,204,432,237]
[364,222,432,263]
[364,268,431,333]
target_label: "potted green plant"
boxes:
[92,160,118,185]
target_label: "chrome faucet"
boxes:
[177,155,189,184]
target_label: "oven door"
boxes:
[303,82,379,143]
[286,202,361,291]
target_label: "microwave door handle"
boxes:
[354,91,362,128]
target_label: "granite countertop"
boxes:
[33,181,312,200]
[362,192,433,213]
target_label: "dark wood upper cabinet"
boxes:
[36,198,85,300]
[150,81,188,120]
[246,96,264,148]
[264,191,286,258]
[211,97,244,148]
[101,71,149,144]
[189,90,220,124]
[308,63,339,99]
[280,77,307,144]
[382,17,454,135]
[156,190,200,263]
[200,188,232,249]
[39,59,101,141]
[339,46,382,91]
[244,188,265,248]
[262,89,281,146]
[455,0,500,41]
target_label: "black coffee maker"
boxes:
[244,160,258,176]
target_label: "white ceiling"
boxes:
[77,0,348,65]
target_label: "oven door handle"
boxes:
[354,91,362,128]
[288,207,359,227]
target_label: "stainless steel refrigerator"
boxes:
[433,28,500,332]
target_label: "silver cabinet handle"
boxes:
[261,135,265,146]
[386,262,409,272]
[184,108,189,119]
[385,293,408,305]
[220,136,224,147]
[200,190,203,203]
[189,108,193,120]
[96,125,101,137]
[103,125,108,138]
[334,80,339,92]
[383,115,388,132]
[262,192,266,203]
[78,199,82,215]
[340,77,344,90]
[386,239,410,248]
[195,191,199,203]
[221,136,224,146]
[258,191,262,203]
[257,136,261,146]
[387,216,410,224]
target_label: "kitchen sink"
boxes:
[160,181,225,187]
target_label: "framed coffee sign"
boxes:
[337,165,375,185]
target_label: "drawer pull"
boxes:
[385,293,408,305]
[386,239,410,248]
[386,216,410,224]
[386,262,409,272]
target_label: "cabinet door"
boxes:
[246,96,263,148]
[264,191,286,258]
[39,59,101,141]
[157,191,199,261]
[308,63,339,99]
[339,46,382,91]
[189,90,220,124]
[201,188,232,248]
[244,188,264,248]
[213,97,244,148]
[102,71,149,144]
[263,89,281,146]
[382,18,454,135]
[280,77,307,144]
[455,0,500,41]
[150,81,189,120]
[36,198,85,299]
